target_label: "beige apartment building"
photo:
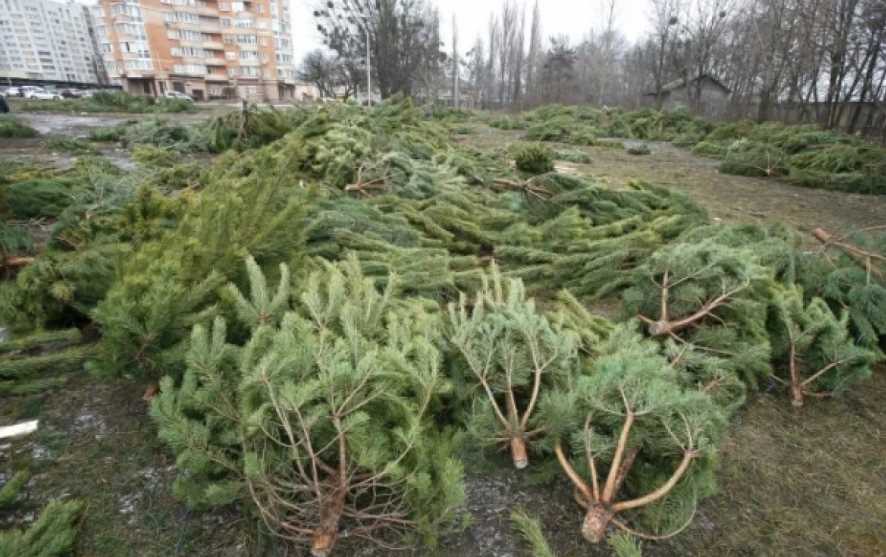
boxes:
[92,0,296,101]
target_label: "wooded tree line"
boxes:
[303,0,886,133]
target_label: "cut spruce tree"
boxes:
[152,256,465,556]
[769,285,877,407]
[447,264,580,469]
[541,325,724,543]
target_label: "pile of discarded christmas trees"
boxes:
[1,99,884,555]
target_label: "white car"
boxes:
[20,86,44,97]
[164,91,194,102]
[26,90,62,100]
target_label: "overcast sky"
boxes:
[75,0,654,63]
[291,0,655,61]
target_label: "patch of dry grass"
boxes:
[654,368,886,557]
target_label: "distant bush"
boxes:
[19,91,194,114]
[90,117,209,151]
[514,143,555,174]
[132,144,180,167]
[44,137,98,155]
[706,120,756,142]
[596,139,625,150]
[489,116,528,130]
[692,140,728,158]
[626,143,651,155]
[525,117,599,145]
[701,123,886,194]
[672,130,707,147]
[719,140,789,177]
[88,125,127,142]
[0,115,38,138]
[554,148,592,164]
[203,105,307,152]
[787,143,886,194]
[525,116,573,142]
[122,118,199,149]
[4,179,75,218]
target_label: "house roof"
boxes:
[645,74,731,96]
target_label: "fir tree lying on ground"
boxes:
[152,256,465,556]
[447,264,580,469]
[769,285,877,407]
[804,226,886,348]
[623,234,773,387]
[542,325,725,543]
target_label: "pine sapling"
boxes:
[448,263,579,469]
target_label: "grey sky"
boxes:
[74,0,654,63]
[292,0,655,60]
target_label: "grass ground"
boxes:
[463,128,886,234]
[1,115,884,557]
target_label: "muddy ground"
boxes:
[1,114,884,557]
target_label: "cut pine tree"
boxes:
[448,263,579,469]
[540,325,724,543]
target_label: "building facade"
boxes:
[92,0,296,101]
[0,0,106,86]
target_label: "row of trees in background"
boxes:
[301,0,886,134]
[303,0,446,101]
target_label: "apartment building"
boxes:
[92,0,297,101]
[0,0,106,86]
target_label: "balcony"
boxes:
[175,4,221,17]
[202,40,224,50]
[166,20,220,33]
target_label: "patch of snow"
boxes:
[0,420,39,440]
[72,409,108,439]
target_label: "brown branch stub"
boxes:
[492,177,552,200]
[344,164,389,196]
[555,407,699,544]
[812,227,885,280]
[640,276,746,338]
[1,256,34,270]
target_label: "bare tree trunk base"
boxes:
[311,531,336,557]
[511,436,528,469]
[581,503,614,543]
[311,486,346,557]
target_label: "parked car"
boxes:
[59,88,82,98]
[164,91,194,102]
[4,86,22,97]
[20,86,45,98]
[26,89,62,100]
